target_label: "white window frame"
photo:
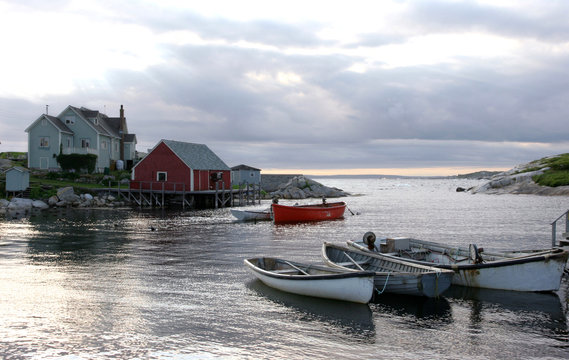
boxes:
[65,116,75,125]
[156,171,167,182]
[40,137,49,148]
[81,139,90,148]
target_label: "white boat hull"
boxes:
[231,209,271,221]
[449,256,566,291]
[348,237,569,292]
[244,258,374,303]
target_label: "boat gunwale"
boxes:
[322,242,454,275]
[244,258,375,281]
[271,202,346,211]
[347,240,569,270]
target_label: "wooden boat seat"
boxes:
[336,260,369,267]
[409,248,430,254]
[272,269,302,274]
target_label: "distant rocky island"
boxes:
[267,175,348,199]
[466,154,569,196]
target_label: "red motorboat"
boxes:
[271,201,347,223]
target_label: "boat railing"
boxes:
[551,209,569,247]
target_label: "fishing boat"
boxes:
[271,200,346,223]
[244,257,375,303]
[230,208,272,221]
[348,232,569,292]
[321,242,454,298]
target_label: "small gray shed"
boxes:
[231,164,261,186]
[5,166,30,192]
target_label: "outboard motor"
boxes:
[363,231,377,251]
[469,244,484,264]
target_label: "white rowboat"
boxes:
[321,242,454,298]
[231,208,272,221]
[244,257,375,303]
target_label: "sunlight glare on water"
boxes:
[0,178,568,359]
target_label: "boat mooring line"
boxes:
[376,272,391,295]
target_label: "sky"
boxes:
[1,0,568,176]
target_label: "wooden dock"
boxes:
[100,181,262,209]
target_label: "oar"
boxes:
[347,207,355,215]
[284,261,309,275]
[342,252,365,271]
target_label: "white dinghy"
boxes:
[244,257,375,303]
[231,208,272,221]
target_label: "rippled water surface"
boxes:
[1,178,568,359]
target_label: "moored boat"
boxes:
[230,208,272,221]
[321,242,454,298]
[348,233,569,292]
[244,257,375,303]
[271,201,346,223]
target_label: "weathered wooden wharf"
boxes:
[101,181,262,209]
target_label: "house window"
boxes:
[67,138,72,148]
[40,137,49,148]
[157,172,167,182]
[101,141,107,150]
[65,116,75,125]
[81,139,90,148]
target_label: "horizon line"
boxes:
[260,166,509,177]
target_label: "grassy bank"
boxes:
[1,169,130,200]
[531,153,569,187]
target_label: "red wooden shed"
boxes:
[130,139,231,192]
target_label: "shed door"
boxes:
[40,157,49,170]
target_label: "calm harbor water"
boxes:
[1,178,568,359]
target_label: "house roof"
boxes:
[231,164,261,171]
[5,166,30,173]
[45,115,73,134]
[162,139,230,170]
[27,105,137,143]
[70,106,119,139]
[124,134,137,143]
[25,114,73,134]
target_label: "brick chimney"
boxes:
[119,105,125,161]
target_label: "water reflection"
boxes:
[370,293,453,328]
[445,285,569,344]
[246,279,376,341]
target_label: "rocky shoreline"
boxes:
[0,186,130,216]
[468,159,569,196]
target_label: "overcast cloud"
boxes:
[1,0,568,175]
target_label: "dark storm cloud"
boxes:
[2,0,569,173]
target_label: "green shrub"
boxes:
[56,154,97,173]
[533,170,569,187]
[545,154,569,171]
[46,171,80,180]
